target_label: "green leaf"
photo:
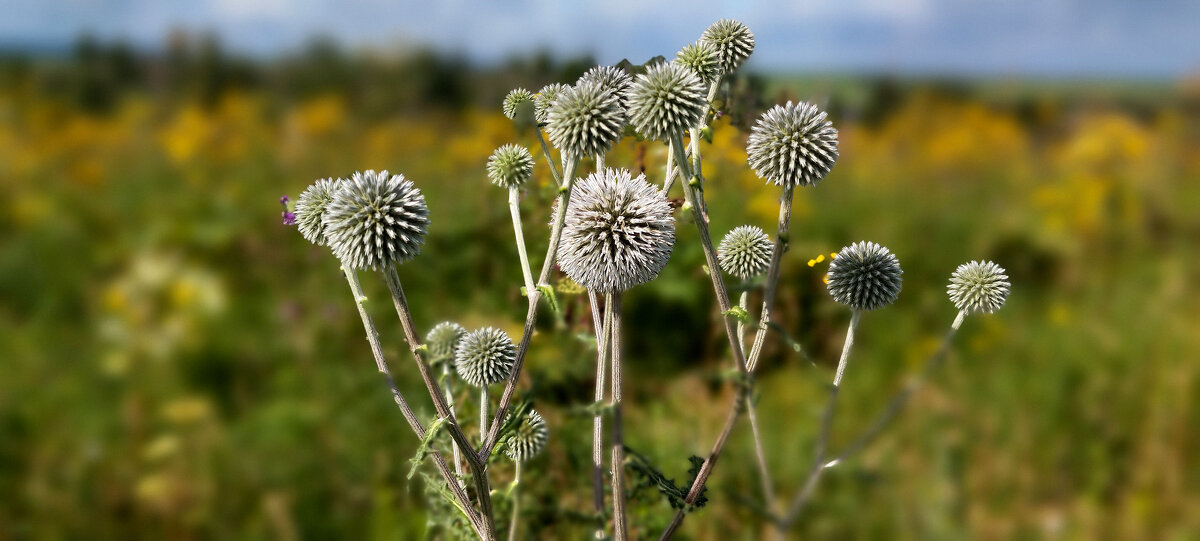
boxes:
[536,284,560,313]
[723,306,750,323]
[408,416,448,480]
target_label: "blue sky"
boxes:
[3,0,1199,77]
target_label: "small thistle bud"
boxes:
[535,83,569,125]
[700,19,755,74]
[502,88,536,121]
[718,225,773,280]
[323,170,430,270]
[504,409,549,463]
[546,82,626,159]
[675,41,722,85]
[948,260,1011,314]
[295,178,340,245]
[426,321,467,362]
[578,65,632,107]
[626,62,707,141]
[454,327,516,387]
[747,101,839,188]
[557,168,675,293]
[486,144,535,189]
[827,241,903,311]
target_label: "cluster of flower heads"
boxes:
[826,241,904,311]
[292,171,430,271]
[718,225,773,280]
[948,260,1010,314]
[747,101,839,188]
[454,327,516,387]
[486,144,534,190]
[557,169,676,293]
[504,409,549,463]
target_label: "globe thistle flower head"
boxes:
[747,101,839,188]
[454,327,516,387]
[323,170,430,270]
[948,260,1011,314]
[295,178,340,246]
[546,82,626,159]
[826,241,903,311]
[504,409,549,463]
[557,168,675,293]
[700,19,755,74]
[718,225,773,280]
[486,144,534,189]
[502,88,535,121]
[535,83,569,125]
[626,62,707,141]
[425,321,466,363]
[578,65,632,105]
[675,41,721,84]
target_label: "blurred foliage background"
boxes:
[1,34,1199,539]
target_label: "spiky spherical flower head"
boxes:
[295,177,340,246]
[535,83,569,125]
[747,101,839,188]
[626,62,707,141]
[827,241,903,311]
[454,327,516,387]
[323,170,429,270]
[502,88,535,121]
[718,225,773,280]
[504,409,548,463]
[557,168,675,293]
[675,41,721,84]
[700,19,755,74]
[546,82,625,159]
[948,260,1011,314]
[425,321,466,363]
[578,65,632,105]
[486,144,534,190]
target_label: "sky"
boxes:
[3,0,1199,77]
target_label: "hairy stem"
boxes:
[592,291,611,526]
[747,186,796,372]
[662,140,678,194]
[341,266,483,536]
[607,292,628,541]
[444,364,466,487]
[535,128,563,187]
[480,387,490,446]
[746,393,775,511]
[481,156,579,459]
[782,310,862,526]
[507,462,522,541]
[382,266,496,540]
[508,188,537,300]
[823,311,966,470]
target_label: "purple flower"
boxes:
[280,196,296,226]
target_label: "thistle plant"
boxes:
[286,18,1012,541]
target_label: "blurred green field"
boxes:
[1,42,1199,539]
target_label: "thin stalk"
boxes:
[607,292,628,541]
[662,140,678,194]
[341,266,483,536]
[737,291,749,346]
[747,186,795,372]
[535,129,563,186]
[592,292,611,523]
[480,387,490,445]
[781,310,862,526]
[481,156,580,458]
[443,364,466,486]
[507,462,522,541]
[823,311,966,470]
[508,188,536,299]
[746,392,775,510]
[382,267,496,540]
[688,127,710,222]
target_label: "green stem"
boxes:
[507,462,522,541]
[341,265,484,537]
[444,364,465,486]
[592,291,611,526]
[480,386,490,446]
[783,310,862,524]
[535,129,563,186]
[508,188,536,299]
